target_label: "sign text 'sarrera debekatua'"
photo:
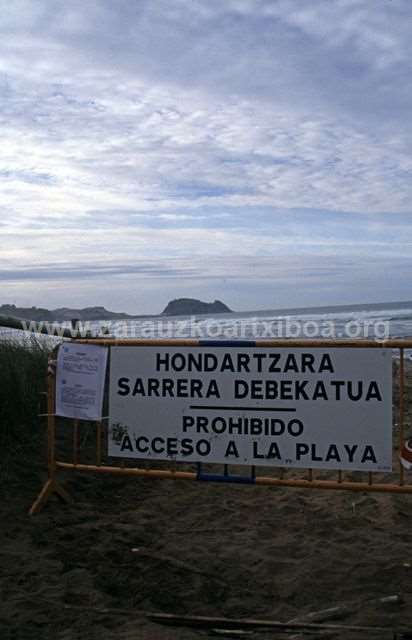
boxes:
[108,347,392,472]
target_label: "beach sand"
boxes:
[1,361,412,639]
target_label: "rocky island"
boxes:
[162,298,232,316]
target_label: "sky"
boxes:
[1,0,412,314]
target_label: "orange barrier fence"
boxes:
[29,339,412,515]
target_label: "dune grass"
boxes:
[0,335,50,476]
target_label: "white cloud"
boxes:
[0,0,412,309]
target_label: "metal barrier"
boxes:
[29,338,412,515]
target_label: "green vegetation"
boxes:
[0,336,50,476]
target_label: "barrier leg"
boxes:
[53,480,71,503]
[29,352,71,515]
[29,477,71,515]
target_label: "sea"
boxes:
[2,300,412,344]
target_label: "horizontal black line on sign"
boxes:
[189,405,297,412]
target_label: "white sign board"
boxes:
[56,343,108,420]
[108,347,392,472]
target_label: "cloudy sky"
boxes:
[1,0,412,313]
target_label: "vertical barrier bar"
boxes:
[29,352,64,515]
[48,359,56,479]
[399,348,405,486]
[96,421,102,466]
[308,468,313,482]
[73,419,79,465]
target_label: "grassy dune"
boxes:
[0,336,49,477]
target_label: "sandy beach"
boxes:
[1,361,412,639]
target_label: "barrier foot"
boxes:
[29,478,71,515]
[53,481,71,504]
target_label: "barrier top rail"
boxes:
[72,337,412,347]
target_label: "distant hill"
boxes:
[162,298,232,316]
[0,304,139,322]
[0,299,232,322]
[0,305,54,321]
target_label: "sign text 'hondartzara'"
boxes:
[108,347,392,471]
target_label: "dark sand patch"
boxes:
[1,362,412,639]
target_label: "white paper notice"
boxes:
[56,343,108,420]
